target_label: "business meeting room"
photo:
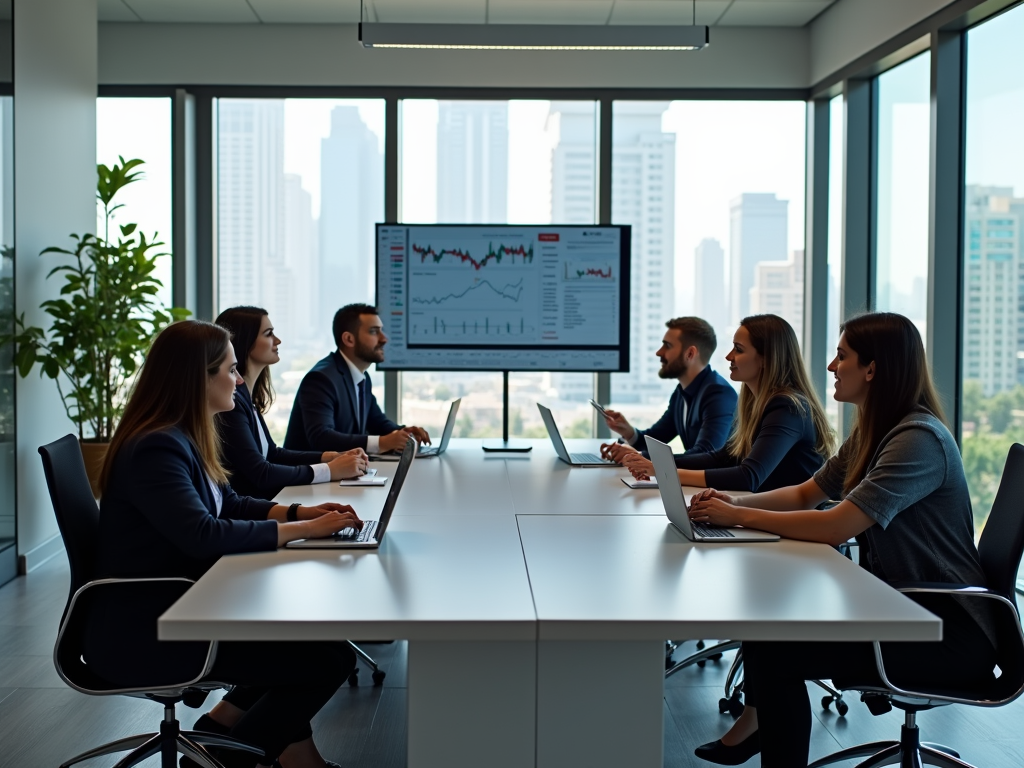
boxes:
[3,1,1024,767]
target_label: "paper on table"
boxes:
[339,469,387,487]
[621,477,658,489]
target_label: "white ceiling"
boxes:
[98,0,838,27]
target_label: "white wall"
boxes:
[99,23,809,90]
[14,0,97,561]
[810,0,954,85]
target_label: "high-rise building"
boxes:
[963,185,1023,396]
[694,238,727,332]
[319,106,383,330]
[436,101,508,223]
[729,193,788,324]
[610,102,676,404]
[549,102,596,225]
[217,100,286,322]
[283,173,317,341]
[749,249,804,342]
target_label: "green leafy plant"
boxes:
[1,157,190,442]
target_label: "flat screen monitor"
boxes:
[375,224,631,372]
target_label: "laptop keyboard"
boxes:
[692,522,734,538]
[571,452,611,464]
[334,520,378,543]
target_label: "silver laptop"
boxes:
[370,399,461,460]
[286,438,415,549]
[645,436,779,542]
[537,403,617,467]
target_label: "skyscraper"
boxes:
[729,193,788,324]
[283,173,317,340]
[694,238,727,332]
[436,101,508,223]
[549,102,597,225]
[963,185,1023,396]
[610,102,676,404]
[749,249,804,342]
[319,106,383,330]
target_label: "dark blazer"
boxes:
[635,366,737,464]
[219,382,324,501]
[85,426,278,685]
[283,351,400,452]
[676,394,824,492]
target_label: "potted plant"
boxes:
[2,157,189,495]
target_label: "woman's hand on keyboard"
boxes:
[688,491,742,527]
[300,502,364,528]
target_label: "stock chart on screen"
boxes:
[376,224,630,371]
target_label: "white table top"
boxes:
[517,514,942,642]
[159,514,536,642]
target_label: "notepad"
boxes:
[621,476,658,489]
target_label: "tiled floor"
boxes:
[1,556,1022,767]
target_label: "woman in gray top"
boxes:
[687,313,997,768]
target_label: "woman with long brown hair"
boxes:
[623,314,835,492]
[215,306,368,500]
[88,320,360,768]
[687,313,997,767]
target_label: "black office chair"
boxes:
[40,435,263,768]
[808,443,1024,768]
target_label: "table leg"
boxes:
[537,640,664,768]
[408,640,536,768]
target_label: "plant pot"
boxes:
[79,441,110,499]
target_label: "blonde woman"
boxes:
[623,314,835,492]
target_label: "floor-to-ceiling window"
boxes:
[606,101,807,441]
[399,100,598,439]
[825,94,844,433]
[0,93,13,576]
[215,98,386,442]
[959,3,1024,548]
[874,53,931,339]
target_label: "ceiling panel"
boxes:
[609,0,728,26]
[369,0,487,24]
[98,0,141,22]
[718,0,834,27]
[123,0,259,23]
[488,0,615,25]
[249,0,361,23]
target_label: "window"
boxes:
[97,97,173,308]
[874,53,931,338]
[399,100,598,439]
[216,98,386,441]
[608,101,807,437]
[959,4,1024,554]
[0,95,12,554]
[826,95,844,433]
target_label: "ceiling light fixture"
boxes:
[358,23,709,51]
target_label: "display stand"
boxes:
[482,371,533,453]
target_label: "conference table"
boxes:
[159,438,942,768]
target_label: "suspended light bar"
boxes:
[358,23,709,51]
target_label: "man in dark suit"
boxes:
[599,317,737,467]
[284,303,431,454]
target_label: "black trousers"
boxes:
[202,641,356,765]
[742,601,996,768]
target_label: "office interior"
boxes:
[2,0,1024,766]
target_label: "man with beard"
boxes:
[599,317,736,467]
[285,303,431,453]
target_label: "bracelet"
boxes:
[287,503,301,522]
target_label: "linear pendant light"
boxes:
[358,23,710,51]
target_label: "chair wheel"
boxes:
[835,699,848,717]
[709,653,723,662]
[372,670,386,685]
[728,694,744,718]
[697,660,706,668]
[665,656,675,670]
[347,669,359,687]
[696,640,706,651]
[821,695,832,711]
[718,697,731,714]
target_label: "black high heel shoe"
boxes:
[694,731,761,765]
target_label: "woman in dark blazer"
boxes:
[623,314,835,493]
[215,306,367,500]
[86,320,360,768]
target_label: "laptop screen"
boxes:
[436,398,462,451]
[536,403,570,461]
[373,437,416,542]
[645,436,697,541]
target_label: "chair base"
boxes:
[60,702,263,768]
[808,718,972,768]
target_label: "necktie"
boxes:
[356,377,367,433]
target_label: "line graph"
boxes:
[411,278,525,306]
[413,241,535,270]
[563,261,616,281]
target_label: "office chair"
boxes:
[40,435,263,768]
[808,443,1024,768]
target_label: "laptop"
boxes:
[645,436,779,542]
[369,399,461,460]
[537,403,617,467]
[286,438,415,549]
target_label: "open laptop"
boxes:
[286,438,415,549]
[537,403,617,467]
[370,398,461,460]
[645,436,779,542]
